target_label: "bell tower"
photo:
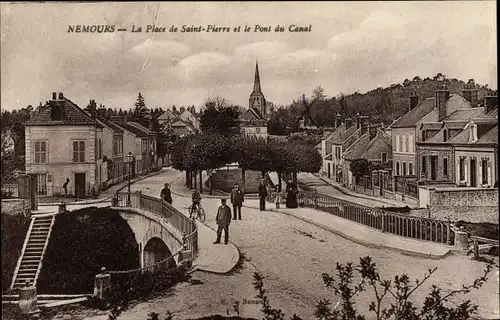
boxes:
[249,61,267,117]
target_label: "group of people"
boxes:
[159,178,300,245]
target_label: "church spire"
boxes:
[253,60,261,93]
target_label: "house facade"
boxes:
[391,83,475,178]
[25,92,105,197]
[179,109,201,131]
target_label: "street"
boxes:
[74,168,499,320]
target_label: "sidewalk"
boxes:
[241,198,452,259]
[314,174,418,208]
[168,172,241,274]
[38,170,163,206]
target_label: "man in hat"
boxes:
[230,183,244,220]
[258,179,268,211]
[160,183,172,204]
[214,198,232,245]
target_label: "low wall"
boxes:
[382,190,396,200]
[210,169,264,193]
[1,199,27,216]
[429,188,499,223]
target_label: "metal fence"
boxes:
[115,191,198,263]
[292,190,452,245]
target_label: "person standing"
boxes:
[230,183,244,220]
[258,179,268,211]
[160,183,173,204]
[63,178,70,197]
[274,185,281,209]
[214,198,232,245]
[285,179,298,208]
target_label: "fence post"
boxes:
[446,217,452,245]
[473,240,480,260]
[314,188,318,210]
[381,213,385,232]
[93,267,111,301]
[19,280,38,315]
[402,178,406,202]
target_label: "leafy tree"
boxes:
[132,93,151,127]
[267,114,287,135]
[349,158,370,180]
[312,85,327,101]
[200,97,240,135]
[84,100,98,117]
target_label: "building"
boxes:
[109,116,157,176]
[416,95,498,187]
[24,92,106,197]
[240,61,268,138]
[157,109,176,126]
[391,81,477,177]
[178,109,201,131]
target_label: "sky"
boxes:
[0,1,497,112]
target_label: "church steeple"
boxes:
[253,61,262,93]
[249,60,267,118]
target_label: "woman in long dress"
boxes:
[285,179,298,208]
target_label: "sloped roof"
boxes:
[127,121,155,134]
[96,116,124,133]
[445,108,486,121]
[25,98,98,126]
[121,123,148,137]
[158,110,175,120]
[331,124,358,145]
[391,97,436,128]
[442,121,468,130]
[486,107,498,118]
[358,130,392,160]
[420,122,442,131]
[345,133,370,160]
[477,125,498,144]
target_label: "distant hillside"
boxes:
[306,74,496,126]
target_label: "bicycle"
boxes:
[188,203,206,222]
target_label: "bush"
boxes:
[1,214,30,291]
[37,207,140,294]
[455,221,499,241]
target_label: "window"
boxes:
[422,156,427,174]
[73,141,85,162]
[403,162,407,175]
[404,136,408,153]
[459,157,465,181]
[408,135,414,153]
[396,135,400,152]
[33,141,47,164]
[443,129,448,142]
[399,136,404,152]
[482,159,489,185]
[443,158,448,177]
[396,161,400,175]
[422,130,426,141]
[47,173,53,183]
[98,138,102,159]
[381,152,387,163]
[409,163,413,175]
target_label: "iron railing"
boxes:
[115,191,198,262]
[271,190,453,245]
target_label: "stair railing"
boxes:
[33,216,56,287]
[10,217,36,290]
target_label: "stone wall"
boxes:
[1,199,27,216]
[210,169,264,193]
[429,187,498,223]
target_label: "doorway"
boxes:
[74,173,86,198]
[470,158,477,187]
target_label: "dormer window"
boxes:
[443,129,448,142]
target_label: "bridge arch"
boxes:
[116,208,184,267]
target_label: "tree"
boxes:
[132,93,151,127]
[312,85,327,101]
[200,97,240,135]
[349,158,370,181]
[84,100,98,117]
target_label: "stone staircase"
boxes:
[10,215,55,290]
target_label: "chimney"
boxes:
[368,125,378,140]
[360,116,369,135]
[469,121,478,142]
[355,112,361,129]
[97,104,106,118]
[409,91,419,110]
[463,79,479,106]
[484,95,498,114]
[345,117,353,128]
[52,92,57,100]
[435,84,450,122]
[58,92,64,100]
[335,113,342,128]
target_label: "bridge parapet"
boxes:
[115,191,198,263]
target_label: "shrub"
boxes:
[37,207,140,294]
[1,214,30,291]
